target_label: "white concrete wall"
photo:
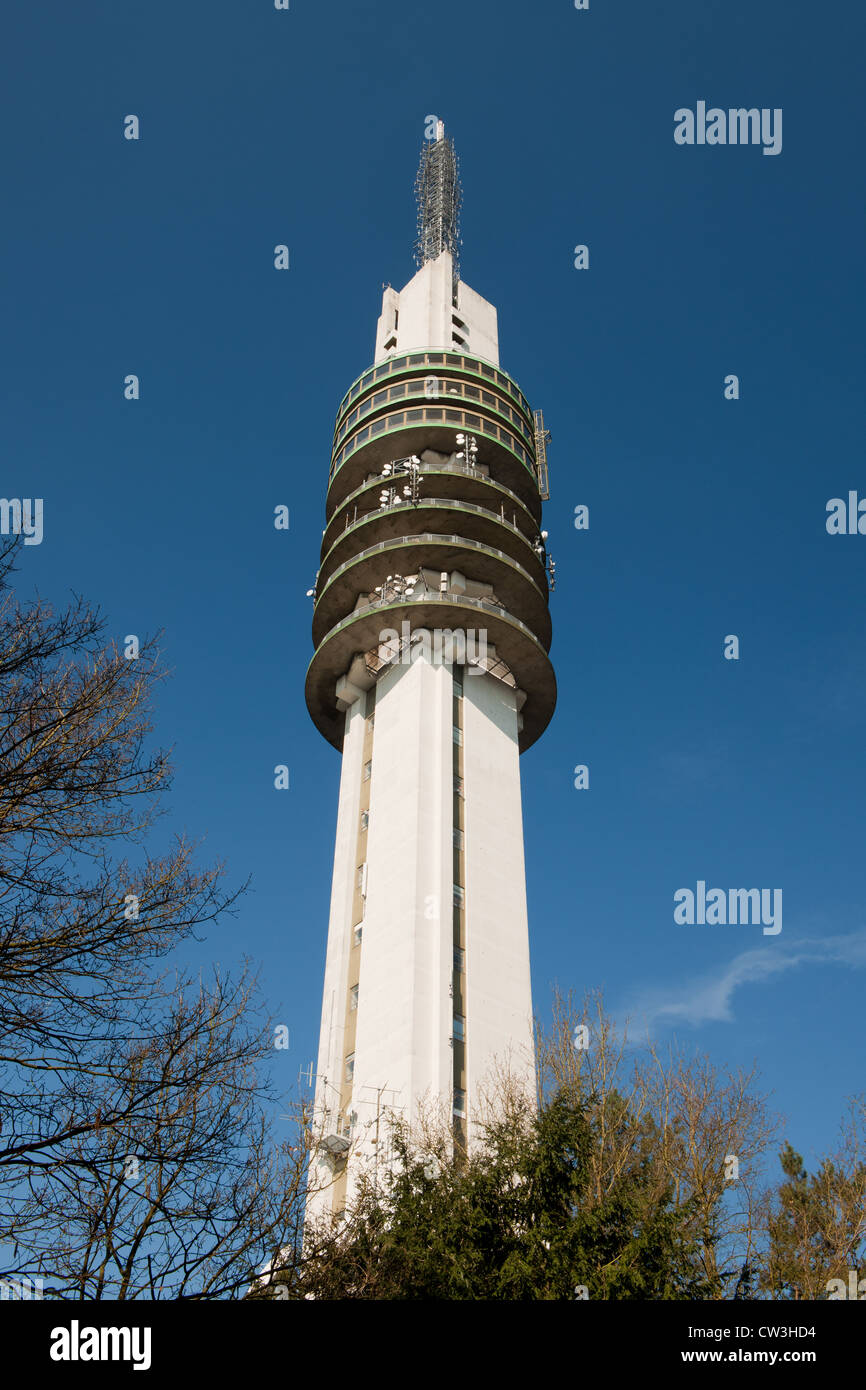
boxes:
[305,700,365,1226]
[308,658,535,1225]
[374,251,499,366]
[455,279,500,367]
[347,654,454,1200]
[462,671,536,1116]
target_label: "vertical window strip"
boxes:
[452,666,466,1134]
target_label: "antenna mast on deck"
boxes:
[414,119,462,297]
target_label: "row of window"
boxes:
[360,814,461,847]
[452,669,466,1126]
[334,376,534,450]
[343,696,375,1109]
[337,351,532,423]
[358,765,462,817]
[353,878,463,906]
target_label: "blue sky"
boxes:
[3,0,864,1177]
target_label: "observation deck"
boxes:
[306,350,557,752]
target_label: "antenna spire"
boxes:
[414,121,462,293]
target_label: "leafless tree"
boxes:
[536,986,779,1296]
[0,540,317,1295]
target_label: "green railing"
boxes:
[329,405,537,485]
[333,373,534,451]
[322,498,542,572]
[315,532,546,609]
[336,350,533,423]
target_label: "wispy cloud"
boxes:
[625,929,866,1029]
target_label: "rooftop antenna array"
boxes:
[414,119,462,299]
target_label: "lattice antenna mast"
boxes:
[414,119,462,299]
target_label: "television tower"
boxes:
[304,122,556,1223]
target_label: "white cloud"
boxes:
[626,929,866,1029]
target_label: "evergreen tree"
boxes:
[292,1090,716,1300]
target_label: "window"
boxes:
[353,924,363,946]
[453,776,464,797]
[453,1014,465,1041]
[452,726,463,746]
[453,885,465,907]
[453,828,464,850]
[356,862,367,896]
[363,760,372,781]
[345,1053,355,1082]
[360,810,369,832]
[453,946,465,973]
[349,984,359,1011]
[453,1087,466,1117]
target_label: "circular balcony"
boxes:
[322,466,541,556]
[332,371,535,456]
[326,404,539,517]
[312,532,552,652]
[318,500,547,595]
[334,350,534,430]
[306,593,557,754]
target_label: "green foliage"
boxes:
[295,1091,716,1300]
[761,1141,866,1300]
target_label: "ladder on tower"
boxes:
[533,409,551,501]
